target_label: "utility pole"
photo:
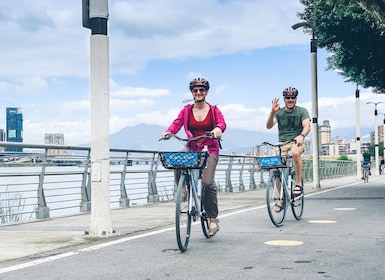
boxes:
[83,0,113,235]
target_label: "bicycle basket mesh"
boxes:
[258,156,285,168]
[159,152,208,169]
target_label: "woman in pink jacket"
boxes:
[161,77,226,236]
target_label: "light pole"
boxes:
[83,0,113,236]
[292,22,320,189]
[366,102,385,175]
[378,112,385,171]
[355,84,361,179]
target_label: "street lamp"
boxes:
[366,101,385,175]
[292,22,320,189]
[355,84,361,179]
[378,112,385,167]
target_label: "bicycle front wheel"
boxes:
[364,169,369,183]
[175,174,192,252]
[266,171,287,227]
[290,171,304,220]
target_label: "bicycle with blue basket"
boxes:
[258,140,304,227]
[159,132,215,252]
[361,161,370,183]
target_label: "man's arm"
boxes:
[266,111,276,129]
[266,98,280,129]
[294,118,311,145]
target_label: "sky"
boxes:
[0,0,384,146]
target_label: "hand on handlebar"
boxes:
[160,131,172,140]
[210,127,222,139]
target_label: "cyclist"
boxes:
[361,148,372,179]
[161,77,226,236]
[266,87,311,212]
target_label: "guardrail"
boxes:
[0,142,357,225]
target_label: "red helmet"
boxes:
[189,78,210,92]
[283,87,298,97]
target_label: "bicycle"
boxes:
[362,162,370,183]
[258,140,304,227]
[159,132,215,252]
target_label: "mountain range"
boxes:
[109,124,373,154]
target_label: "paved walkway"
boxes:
[0,175,362,263]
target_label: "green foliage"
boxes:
[298,0,385,92]
[369,142,384,156]
[337,155,350,160]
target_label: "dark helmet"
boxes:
[283,87,298,97]
[189,78,210,92]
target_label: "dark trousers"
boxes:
[202,154,219,218]
[174,154,219,218]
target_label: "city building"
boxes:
[319,120,331,145]
[5,107,23,152]
[44,133,66,155]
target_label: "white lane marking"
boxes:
[308,220,337,224]
[0,181,359,274]
[264,240,304,246]
[333,207,356,211]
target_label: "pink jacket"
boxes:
[166,103,226,155]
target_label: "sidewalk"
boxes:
[0,175,362,263]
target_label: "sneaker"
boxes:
[361,177,364,179]
[369,172,372,176]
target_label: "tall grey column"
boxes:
[355,86,361,179]
[310,37,320,189]
[83,0,113,235]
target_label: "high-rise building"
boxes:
[5,107,23,152]
[44,133,66,155]
[319,120,331,145]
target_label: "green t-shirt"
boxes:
[362,152,371,163]
[275,106,310,142]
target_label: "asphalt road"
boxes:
[0,175,384,280]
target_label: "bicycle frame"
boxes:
[159,132,214,251]
[259,140,304,227]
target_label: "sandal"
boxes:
[209,218,219,236]
[274,200,284,213]
[293,185,303,197]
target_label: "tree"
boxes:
[357,0,385,23]
[298,0,385,92]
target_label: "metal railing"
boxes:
[0,142,357,225]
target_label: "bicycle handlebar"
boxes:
[261,139,296,148]
[159,131,214,143]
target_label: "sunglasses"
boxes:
[285,96,296,100]
[192,88,206,93]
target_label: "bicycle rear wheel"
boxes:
[266,171,287,227]
[291,171,304,220]
[175,174,192,252]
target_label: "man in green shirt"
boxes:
[361,147,372,178]
[266,87,311,212]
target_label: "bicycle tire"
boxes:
[364,169,369,183]
[175,174,192,252]
[266,171,287,227]
[290,171,304,220]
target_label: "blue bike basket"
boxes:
[159,152,208,169]
[258,156,285,169]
